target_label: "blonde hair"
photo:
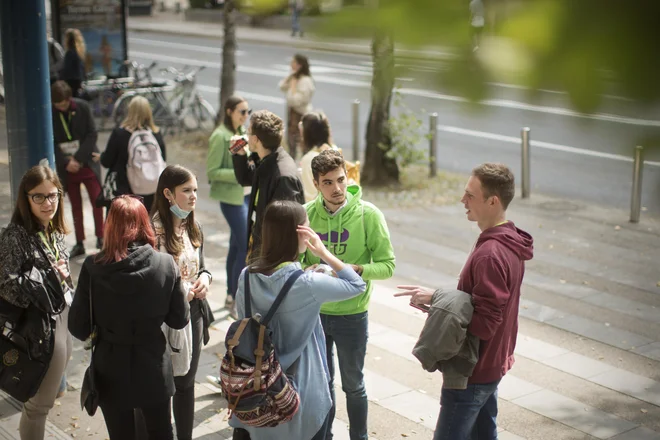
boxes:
[65,28,86,60]
[120,96,160,133]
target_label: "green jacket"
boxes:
[207,124,246,205]
[302,185,396,315]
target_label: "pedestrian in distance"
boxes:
[51,80,104,258]
[207,95,252,318]
[60,28,86,97]
[469,0,485,51]
[47,35,65,86]
[301,149,396,440]
[299,111,334,202]
[0,165,74,440]
[150,165,214,440]
[68,195,190,440]
[279,54,315,160]
[231,109,305,261]
[396,163,534,440]
[95,95,167,213]
[290,0,305,37]
[229,200,366,440]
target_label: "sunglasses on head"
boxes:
[240,109,252,116]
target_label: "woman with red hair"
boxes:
[68,195,190,440]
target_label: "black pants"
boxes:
[65,79,82,98]
[101,399,173,440]
[173,301,204,440]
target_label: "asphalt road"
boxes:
[127,31,660,214]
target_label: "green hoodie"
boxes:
[302,185,396,315]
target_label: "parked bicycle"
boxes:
[111,65,215,135]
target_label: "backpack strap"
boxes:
[262,270,304,326]
[243,270,252,318]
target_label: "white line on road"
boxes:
[129,37,247,56]
[438,125,660,167]
[130,51,660,127]
[197,84,286,105]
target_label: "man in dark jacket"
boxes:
[232,110,304,261]
[51,80,104,257]
[396,163,533,440]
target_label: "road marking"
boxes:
[129,37,247,56]
[130,50,660,127]
[197,84,286,105]
[437,125,660,167]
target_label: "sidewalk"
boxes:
[127,10,454,60]
[0,128,659,438]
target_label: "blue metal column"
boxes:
[1,0,54,204]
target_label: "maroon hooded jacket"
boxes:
[458,221,533,384]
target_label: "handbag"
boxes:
[80,281,99,416]
[95,170,117,208]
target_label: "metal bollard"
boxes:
[352,99,360,162]
[521,127,531,199]
[429,113,438,178]
[630,146,644,223]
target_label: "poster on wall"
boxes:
[51,0,128,78]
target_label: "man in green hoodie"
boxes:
[302,150,395,440]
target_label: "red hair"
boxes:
[97,196,156,264]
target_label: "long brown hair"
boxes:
[248,201,307,275]
[221,95,246,134]
[151,165,202,257]
[11,166,69,235]
[97,196,156,264]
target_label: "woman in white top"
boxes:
[299,111,334,202]
[279,54,315,160]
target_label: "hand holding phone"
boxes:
[229,135,248,155]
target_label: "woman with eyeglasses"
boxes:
[68,195,189,440]
[279,54,315,160]
[206,95,251,318]
[150,165,214,440]
[0,165,74,439]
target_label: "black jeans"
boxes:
[101,399,173,440]
[173,300,204,440]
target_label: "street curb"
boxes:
[127,24,455,62]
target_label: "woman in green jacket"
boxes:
[206,96,250,316]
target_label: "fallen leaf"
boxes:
[614,225,621,230]
[559,279,567,284]
[71,416,79,420]
[582,281,590,285]
[605,323,610,327]
[401,434,409,438]
[641,409,648,414]
[656,281,660,287]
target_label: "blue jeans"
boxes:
[434,380,501,440]
[220,196,249,298]
[321,312,369,440]
[291,6,302,35]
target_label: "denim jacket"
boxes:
[229,262,366,440]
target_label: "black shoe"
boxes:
[70,243,86,258]
[96,237,103,250]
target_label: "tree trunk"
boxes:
[362,33,399,186]
[220,0,237,117]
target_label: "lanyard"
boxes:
[38,231,60,262]
[59,112,72,141]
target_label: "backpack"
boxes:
[219,269,304,427]
[126,129,166,195]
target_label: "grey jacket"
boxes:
[412,289,480,389]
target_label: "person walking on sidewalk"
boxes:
[396,163,534,440]
[151,165,214,440]
[207,96,251,318]
[51,80,104,258]
[68,195,190,440]
[230,200,366,440]
[301,150,396,440]
[469,0,485,51]
[0,165,74,440]
[97,96,167,213]
[279,54,314,160]
[290,0,305,37]
[60,28,86,97]
[231,110,304,261]
[47,35,65,85]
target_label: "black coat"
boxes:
[68,244,190,409]
[232,147,304,255]
[52,98,101,190]
[60,49,84,82]
[100,127,167,196]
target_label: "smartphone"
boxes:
[229,136,248,154]
[409,302,430,313]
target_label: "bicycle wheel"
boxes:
[196,98,216,132]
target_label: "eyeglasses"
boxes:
[240,109,252,116]
[27,192,60,205]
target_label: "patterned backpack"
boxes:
[219,270,303,427]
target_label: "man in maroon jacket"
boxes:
[396,163,533,440]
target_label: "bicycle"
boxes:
[111,65,215,135]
